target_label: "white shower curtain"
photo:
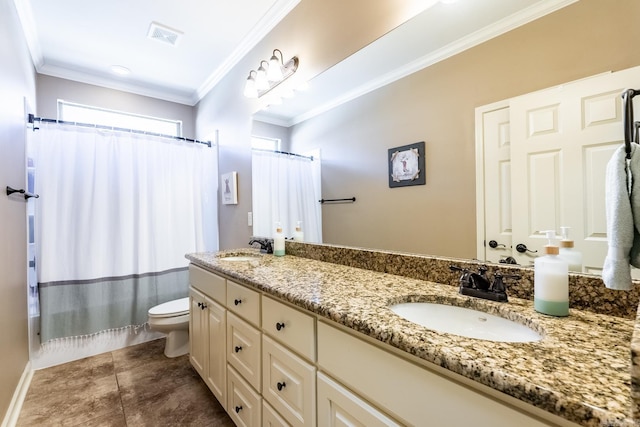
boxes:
[32,122,218,342]
[251,149,321,242]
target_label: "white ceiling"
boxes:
[14,0,301,105]
[14,0,576,125]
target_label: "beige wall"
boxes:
[287,0,640,258]
[0,0,36,419]
[37,75,196,139]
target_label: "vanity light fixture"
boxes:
[244,49,299,98]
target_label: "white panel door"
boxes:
[477,104,513,264]
[510,66,640,271]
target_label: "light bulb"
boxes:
[256,61,269,91]
[243,72,258,98]
[267,52,284,81]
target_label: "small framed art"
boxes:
[388,141,425,188]
[221,171,238,205]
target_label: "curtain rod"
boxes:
[28,114,212,148]
[252,148,314,161]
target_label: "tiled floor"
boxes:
[17,339,235,426]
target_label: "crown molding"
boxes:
[38,63,196,105]
[13,0,43,69]
[194,0,301,103]
[289,0,578,127]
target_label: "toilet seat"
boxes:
[148,297,189,318]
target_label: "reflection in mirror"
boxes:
[251,1,640,281]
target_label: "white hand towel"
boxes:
[603,144,640,290]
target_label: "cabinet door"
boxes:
[262,335,316,427]
[206,298,227,409]
[228,366,262,427]
[317,372,400,427]
[189,287,207,376]
[227,312,262,390]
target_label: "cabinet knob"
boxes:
[200,303,207,310]
[277,381,286,391]
[235,405,242,414]
[234,298,242,306]
[197,302,202,308]
[276,322,285,331]
[234,346,242,353]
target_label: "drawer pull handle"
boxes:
[235,405,242,414]
[234,346,242,353]
[234,298,242,306]
[276,322,285,331]
[277,381,286,391]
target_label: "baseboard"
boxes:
[1,361,33,427]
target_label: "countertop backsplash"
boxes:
[285,241,640,319]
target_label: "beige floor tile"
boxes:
[17,339,234,426]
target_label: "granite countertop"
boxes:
[186,249,636,427]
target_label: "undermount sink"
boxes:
[390,302,542,343]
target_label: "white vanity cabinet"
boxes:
[261,296,317,427]
[188,265,227,408]
[189,263,567,427]
[317,321,556,427]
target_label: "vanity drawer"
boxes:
[189,264,226,304]
[317,372,400,427]
[227,365,262,427]
[227,280,261,326]
[262,335,316,427]
[227,312,261,391]
[262,296,316,361]
[262,400,290,427]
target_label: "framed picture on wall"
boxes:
[221,171,238,205]
[388,141,425,188]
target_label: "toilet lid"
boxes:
[148,297,189,318]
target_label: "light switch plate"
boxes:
[248,212,253,226]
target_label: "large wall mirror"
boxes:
[250,0,640,278]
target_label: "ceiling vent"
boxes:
[147,22,183,47]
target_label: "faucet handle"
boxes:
[450,265,473,288]
[491,273,520,294]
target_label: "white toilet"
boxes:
[147,297,190,358]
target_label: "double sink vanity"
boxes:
[186,241,640,427]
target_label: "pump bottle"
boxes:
[534,230,569,317]
[558,226,582,273]
[274,222,285,256]
[293,221,304,242]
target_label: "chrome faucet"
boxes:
[450,265,519,303]
[249,238,273,254]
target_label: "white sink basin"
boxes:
[390,302,542,343]
[220,256,259,261]
[217,254,262,262]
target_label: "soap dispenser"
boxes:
[293,221,304,242]
[558,226,583,273]
[274,222,285,257]
[534,230,569,317]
